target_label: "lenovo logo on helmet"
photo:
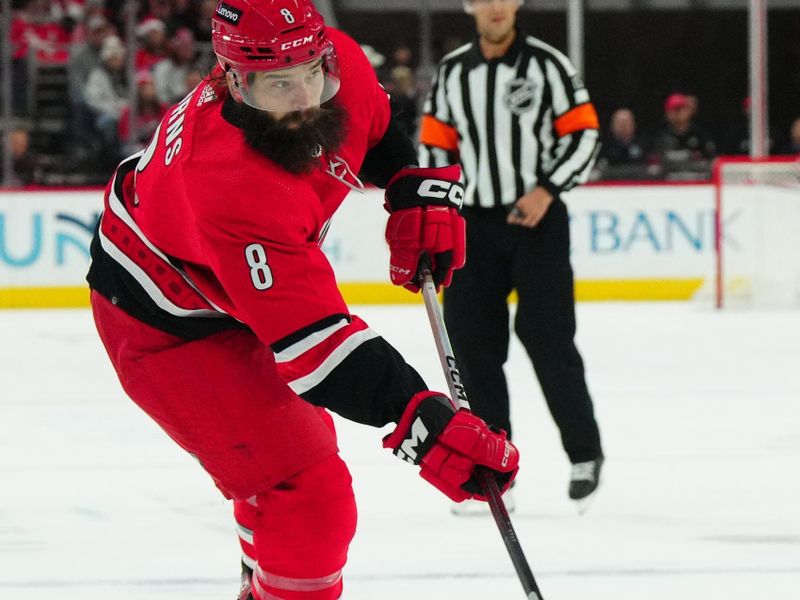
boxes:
[215,2,242,25]
[280,35,314,51]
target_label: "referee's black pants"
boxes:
[443,200,602,464]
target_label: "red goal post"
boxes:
[713,156,800,308]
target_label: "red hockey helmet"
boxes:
[212,0,340,112]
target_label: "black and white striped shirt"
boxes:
[418,30,600,208]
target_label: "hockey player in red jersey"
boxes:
[86,1,519,599]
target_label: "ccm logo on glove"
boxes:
[384,166,467,293]
[502,442,512,468]
[417,179,464,207]
[395,416,429,464]
[384,391,519,503]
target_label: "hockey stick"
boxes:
[419,269,544,600]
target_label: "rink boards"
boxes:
[0,184,715,308]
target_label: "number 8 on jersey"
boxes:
[245,243,274,290]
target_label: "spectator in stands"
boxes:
[596,108,654,180]
[52,0,86,27]
[386,43,415,89]
[773,117,800,156]
[135,17,168,71]
[43,1,79,43]
[13,0,72,63]
[10,0,71,115]
[118,71,166,158]
[0,127,38,186]
[651,92,716,179]
[152,27,197,105]
[83,0,108,20]
[722,97,752,156]
[390,43,414,70]
[68,15,112,100]
[67,14,112,163]
[385,65,419,138]
[84,35,128,169]
[69,0,109,41]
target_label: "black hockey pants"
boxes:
[443,200,602,464]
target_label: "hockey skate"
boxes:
[450,487,515,516]
[237,562,254,600]
[569,456,604,514]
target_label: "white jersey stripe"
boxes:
[550,129,601,188]
[470,65,494,207]
[287,328,380,395]
[273,317,350,363]
[241,553,257,571]
[98,233,222,318]
[104,161,229,316]
[495,62,521,205]
[236,523,254,545]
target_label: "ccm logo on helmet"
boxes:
[417,179,464,207]
[280,35,314,51]
[215,2,242,25]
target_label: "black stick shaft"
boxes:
[419,271,544,600]
[479,470,543,600]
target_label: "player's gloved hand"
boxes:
[384,166,466,293]
[383,391,519,503]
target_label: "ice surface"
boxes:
[1,302,799,599]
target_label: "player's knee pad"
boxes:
[252,453,356,599]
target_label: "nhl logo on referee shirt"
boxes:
[503,78,537,115]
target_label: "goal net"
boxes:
[713,157,800,308]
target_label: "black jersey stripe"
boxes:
[511,52,532,202]
[531,55,551,180]
[460,63,482,208]
[559,131,602,191]
[550,129,600,189]
[271,313,352,353]
[428,67,440,121]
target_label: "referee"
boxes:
[418,0,603,513]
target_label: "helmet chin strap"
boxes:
[225,69,245,104]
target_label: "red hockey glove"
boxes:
[383,391,519,503]
[384,166,466,293]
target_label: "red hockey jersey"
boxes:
[89,28,426,426]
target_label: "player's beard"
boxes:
[226,98,348,175]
